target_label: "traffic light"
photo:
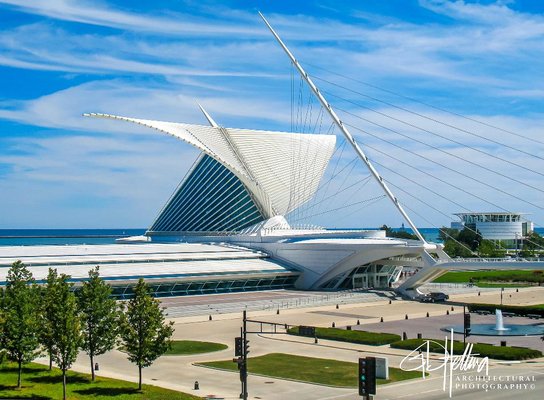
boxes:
[235,337,243,356]
[244,339,250,356]
[464,313,471,336]
[358,357,376,396]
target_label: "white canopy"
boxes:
[86,113,336,217]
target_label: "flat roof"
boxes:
[0,242,295,285]
[454,212,528,216]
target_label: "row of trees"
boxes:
[439,227,544,258]
[0,261,173,399]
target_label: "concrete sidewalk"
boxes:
[35,287,544,400]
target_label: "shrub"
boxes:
[467,304,544,317]
[288,326,401,346]
[390,338,542,360]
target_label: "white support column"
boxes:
[259,12,427,243]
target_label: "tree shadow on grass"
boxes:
[0,365,48,374]
[28,375,89,385]
[0,393,51,400]
[74,387,142,396]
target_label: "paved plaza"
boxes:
[36,286,544,400]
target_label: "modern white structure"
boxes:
[2,14,542,298]
[451,212,534,243]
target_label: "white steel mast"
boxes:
[259,12,427,243]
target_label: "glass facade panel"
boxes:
[149,155,265,233]
[107,275,298,299]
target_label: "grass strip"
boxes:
[390,339,542,360]
[288,326,401,346]
[199,353,422,387]
[165,340,228,355]
[433,270,544,286]
[0,361,201,399]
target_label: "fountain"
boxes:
[494,309,508,331]
[442,309,544,336]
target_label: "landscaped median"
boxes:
[165,340,228,355]
[287,326,401,345]
[467,303,544,318]
[198,353,422,387]
[390,339,543,360]
[0,362,202,400]
[119,340,228,356]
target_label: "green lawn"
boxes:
[0,362,201,400]
[199,353,422,387]
[434,270,544,286]
[475,282,532,288]
[165,340,228,355]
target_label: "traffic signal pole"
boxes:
[463,305,471,349]
[241,310,248,400]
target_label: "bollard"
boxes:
[357,319,360,325]
[426,312,429,318]
[209,315,212,321]
[332,322,335,328]
[447,310,450,315]
[380,317,384,323]
[277,309,280,315]
[315,337,318,344]
[284,323,288,330]
[347,326,352,331]
[516,288,519,293]
[336,304,339,309]
[478,291,481,296]
[403,332,407,340]
[417,333,422,339]
[405,314,408,320]
[501,341,507,347]
[194,381,199,390]
[94,362,99,371]
[451,307,454,311]
[389,300,392,304]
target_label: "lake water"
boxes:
[0,227,542,246]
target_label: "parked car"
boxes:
[419,292,449,303]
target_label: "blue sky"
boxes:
[0,0,543,229]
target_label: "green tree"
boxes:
[443,239,473,258]
[3,261,41,388]
[379,224,419,240]
[78,266,119,381]
[0,286,6,363]
[478,240,506,258]
[40,268,58,370]
[457,228,482,250]
[48,271,83,400]
[119,278,174,391]
[439,227,459,242]
[521,231,544,257]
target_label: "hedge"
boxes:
[467,303,544,318]
[390,338,542,360]
[288,326,401,346]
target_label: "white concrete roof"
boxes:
[85,113,336,217]
[0,243,294,284]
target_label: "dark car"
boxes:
[419,292,449,303]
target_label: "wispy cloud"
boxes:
[1,0,543,228]
[0,0,262,37]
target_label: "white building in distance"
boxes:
[451,212,534,243]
